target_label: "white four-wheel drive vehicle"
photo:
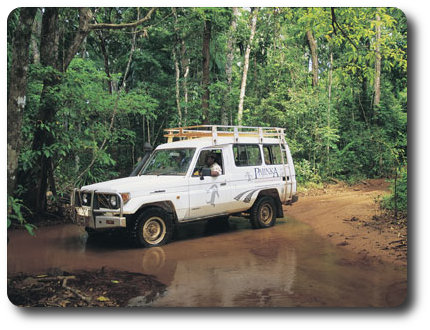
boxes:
[72,125,297,247]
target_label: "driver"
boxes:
[205,152,222,176]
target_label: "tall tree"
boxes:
[172,8,183,126]
[306,29,318,87]
[221,7,239,125]
[7,8,37,196]
[238,8,258,125]
[25,7,156,212]
[201,15,211,125]
[180,40,190,126]
[374,11,382,107]
[30,7,61,210]
[30,9,41,64]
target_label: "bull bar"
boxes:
[71,189,127,229]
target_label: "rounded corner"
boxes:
[391,7,408,25]
[7,7,22,23]
[7,289,22,308]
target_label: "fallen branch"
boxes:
[328,177,341,184]
[62,276,92,303]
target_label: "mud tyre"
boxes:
[250,196,277,229]
[130,208,173,247]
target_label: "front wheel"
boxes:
[250,196,277,229]
[130,208,173,247]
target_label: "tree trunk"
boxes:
[221,7,239,125]
[29,8,94,211]
[172,8,183,126]
[29,7,61,211]
[173,47,182,126]
[7,8,37,196]
[306,30,318,87]
[63,8,92,71]
[327,51,333,171]
[97,31,112,93]
[181,41,190,126]
[374,12,381,107]
[30,9,41,64]
[201,18,211,125]
[238,8,258,126]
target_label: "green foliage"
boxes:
[381,167,407,214]
[7,195,37,235]
[295,159,321,184]
[9,7,407,214]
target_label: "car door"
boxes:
[229,144,265,212]
[187,147,233,220]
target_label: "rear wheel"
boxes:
[130,208,173,247]
[250,196,277,229]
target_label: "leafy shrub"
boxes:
[381,167,407,215]
[7,195,36,235]
[295,159,321,184]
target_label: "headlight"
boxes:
[82,193,89,204]
[110,195,118,208]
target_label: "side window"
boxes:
[263,146,272,165]
[233,144,262,167]
[192,149,224,176]
[263,145,286,165]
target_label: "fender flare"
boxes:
[130,201,179,224]
[254,189,284,218]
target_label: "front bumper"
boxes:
[72,189,127,230]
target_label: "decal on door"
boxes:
[245,172,253,181]
[234,189,259,203]
[254,167,280,179]
[206,184,219,206]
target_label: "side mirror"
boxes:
[200,168,211,180]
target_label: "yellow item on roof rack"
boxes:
[163,125,285,144]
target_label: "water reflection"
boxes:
[136,233,297,307]
[7,217,406,307]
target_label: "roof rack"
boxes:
[164,125,285,144]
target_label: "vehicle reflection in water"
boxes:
[138,224,297,307]
[7,217,406,307]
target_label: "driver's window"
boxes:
[192,149,224,176]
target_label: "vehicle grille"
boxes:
[74,191,119,210]
[96,193,119,210]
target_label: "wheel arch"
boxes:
[254,189,284,218]
[129,200,179,224]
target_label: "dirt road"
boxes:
[286,179,407,267]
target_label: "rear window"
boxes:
[233,144,262,166]
[263,144,285,165]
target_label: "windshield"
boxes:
[140,148,196,176]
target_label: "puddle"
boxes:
[7,217,407,307]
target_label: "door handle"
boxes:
[220,182,227,186]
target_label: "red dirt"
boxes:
[284,179,407,267]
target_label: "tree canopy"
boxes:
[7,7,407,218]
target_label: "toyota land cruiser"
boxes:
[72,125,297,247]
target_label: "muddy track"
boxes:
[284,179,407,267]
[8,178,407,307]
